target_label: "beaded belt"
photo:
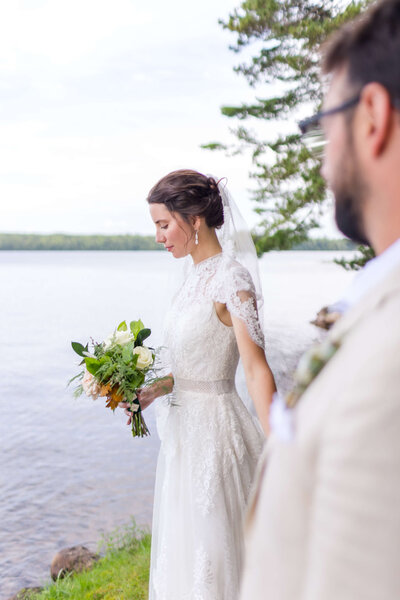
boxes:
[174,377,235,395]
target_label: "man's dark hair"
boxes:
[322,0,400,102]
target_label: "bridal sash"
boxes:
[174,377,235,395]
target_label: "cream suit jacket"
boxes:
[240,262,400,600]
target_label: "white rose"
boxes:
[132,346,153,370]
[103,328,133,350]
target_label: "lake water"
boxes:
[0,250,355,598]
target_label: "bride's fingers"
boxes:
[126,415,132,425]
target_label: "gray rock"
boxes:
[50,545,99,580]
[8,587,43,600]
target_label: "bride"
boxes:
[123,169,276,599]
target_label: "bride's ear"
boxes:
[190,215,201,230]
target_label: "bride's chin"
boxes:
[172,248,190,259]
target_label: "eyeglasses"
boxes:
[298,94,361,157]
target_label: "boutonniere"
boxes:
[286,337,341,408]
[270,336,341,441]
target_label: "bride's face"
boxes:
[149,202,194,259]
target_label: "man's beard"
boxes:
[332,138,370,246]
[334,192,370,245]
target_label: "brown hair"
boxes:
[322,0,400,102]
[147,169,224,229]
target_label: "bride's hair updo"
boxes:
[147,169,224,229]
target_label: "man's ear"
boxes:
[359,82,393,156]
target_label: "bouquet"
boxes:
[69,320,155,437]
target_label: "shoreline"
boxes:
[8,520,151,600]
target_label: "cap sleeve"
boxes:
[220,260,265,349]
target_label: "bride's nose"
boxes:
[155,229,165,244]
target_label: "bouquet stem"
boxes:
[131,411,150,437]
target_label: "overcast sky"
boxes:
[0,0,340,236]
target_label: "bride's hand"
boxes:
[119,375,174,425]
[118,392,150,425]
[119,389,157,425]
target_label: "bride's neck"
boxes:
[190,229,222,265]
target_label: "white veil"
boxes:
[212,177,265,421]
[214,177,264,333]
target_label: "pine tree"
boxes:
[203,0,372,257]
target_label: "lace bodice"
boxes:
[163,253,264,382]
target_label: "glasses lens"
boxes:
[302,125,326,158]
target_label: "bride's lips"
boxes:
[165,246,174,252]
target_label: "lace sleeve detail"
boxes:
[174,253,265,350]
[227,288,265,349]
[213,259,265,349]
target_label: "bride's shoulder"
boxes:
[218,254,255,291]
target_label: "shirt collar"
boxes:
[334,237,400,313]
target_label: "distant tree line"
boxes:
[0,233,162,251]
[291,238,356,251]
[0,233,355,252]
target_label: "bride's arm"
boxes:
[231,314,276,436]
[138,374,174,407]
[216,283,276,436]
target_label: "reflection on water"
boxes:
[0,251,354,598]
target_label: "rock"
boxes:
[50,545,99,580]
[8,587,43,600]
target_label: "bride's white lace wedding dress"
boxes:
[149,252,265,600]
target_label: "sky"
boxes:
[0,0,340,237]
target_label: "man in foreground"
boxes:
[240,1,400,598]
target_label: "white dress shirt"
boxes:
[334,237,400,313]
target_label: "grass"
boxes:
[32,520,151,600]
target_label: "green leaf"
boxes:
[67,371,84,386]
[130,319,144,339]
[117,320,127,331]
[84,356,102,375]
[71,341,87,357]
[122,342,134,364]
[135,328,151,347]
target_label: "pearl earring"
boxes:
[195,230,199,245]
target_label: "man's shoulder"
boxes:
[333,261,400,339]
[341,282,400,352]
